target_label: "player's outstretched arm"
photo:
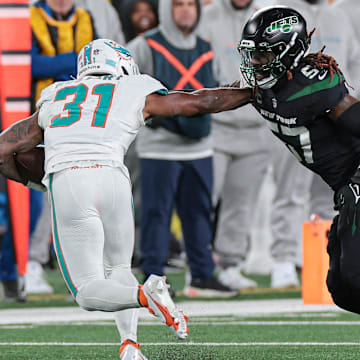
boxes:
[329,95,360,136]
[143,87,253,119]
[0,111,43,184]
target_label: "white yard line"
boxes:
[0,320,357,328]
[0,325,35,329]
[172,313,338,320]
[0,342,360,347]
[195,321,360,326]
[0,300,343,325]
[138,321,360,326]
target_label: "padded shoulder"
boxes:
[282,63,348,116]
[36,82,58,109]
[124,74,168,98]
[287,64,345,102]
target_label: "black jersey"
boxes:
[254,63,360,191]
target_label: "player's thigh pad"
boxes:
[48,166,133,296]
[335,183,360,288]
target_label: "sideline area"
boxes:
[0,299,342,325]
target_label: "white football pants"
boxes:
[48,165,140,343]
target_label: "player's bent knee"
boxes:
[75,282,115,312]
[73,281,104,312]
[75,290,122,312]
[75,292,100,312]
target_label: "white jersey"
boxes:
[37,74,166,183]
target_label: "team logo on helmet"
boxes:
[77,39,139,78]
[104,41,132,61]
[266,16,299,34]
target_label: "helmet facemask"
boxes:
[238,40,287,89]
[238,31,307,89]
[239,3,310,90]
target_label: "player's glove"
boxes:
[26,181,47,192]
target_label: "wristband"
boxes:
[26,181,47,192]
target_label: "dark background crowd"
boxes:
[1,0,359,302]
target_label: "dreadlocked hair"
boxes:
[302,47,344,84]
[287,28,346,86]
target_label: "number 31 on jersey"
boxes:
[50,83,115,128]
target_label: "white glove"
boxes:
[26,181,47,192]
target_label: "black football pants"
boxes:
[326,182,360,314]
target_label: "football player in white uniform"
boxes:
[0,39,252,359]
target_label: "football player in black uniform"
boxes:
[237,6,360,314]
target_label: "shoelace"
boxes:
[157,276,171,292]
[172,309,189,338]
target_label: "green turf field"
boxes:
[0,267,301,309]
[1,312,360,359]
[1,268,360,359]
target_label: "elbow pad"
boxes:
[338,102,360,136]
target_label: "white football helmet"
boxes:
[77,39,139,79]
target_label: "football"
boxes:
[14,146,45,184]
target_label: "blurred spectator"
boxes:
[74,0,125,44]
[128,0,236,297]
[30,0,97,110]
[336,0,360,41]
[29,194,52,269]
[129,0,158,40]
[131,1,157,32]
[110,0,159,268]
[117,0,158,42]
[27,192,53,294]
[198,0,269,290]
[264,134,311,288]
[28,0,97,294]
[267,0,360,288]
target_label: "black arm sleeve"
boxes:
[337,102,360,136]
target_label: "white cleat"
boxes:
[172,308,188,340]
[26,261,54,294]
[120,341,148,360]
[271,261,300,289]
[141,275,189,339]
[218,266,258,290]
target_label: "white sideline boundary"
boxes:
[2,320,359,329]
[0,299,342,325]
[0,342,359,347]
